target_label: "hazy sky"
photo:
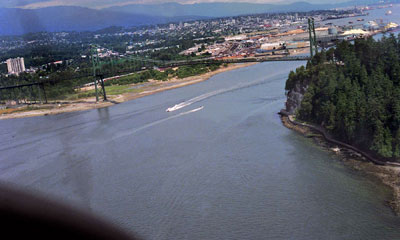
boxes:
[1,0,350,9]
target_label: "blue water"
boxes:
[1,61,400,239]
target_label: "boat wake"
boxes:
[166,90,221,112]
[112,106,204,139]
[166,73,283,113]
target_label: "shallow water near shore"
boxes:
[1,61,400,239]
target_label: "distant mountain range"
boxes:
[0,6,208,35]
[0,7,161,35]
[0,0,383,36]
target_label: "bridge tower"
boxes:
[91,45,107,102]
[308,18,318,58]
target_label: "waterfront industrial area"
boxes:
[180,4,399,59]
[1,3,399,76]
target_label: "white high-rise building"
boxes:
[6,57,26,75]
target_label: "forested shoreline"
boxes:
[286,35,400,160]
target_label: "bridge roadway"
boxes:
[152,56,310,68]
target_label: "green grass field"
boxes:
[66,85,142,100]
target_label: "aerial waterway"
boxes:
[1,61,400,239]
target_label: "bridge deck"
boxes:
[160,56,310,67]
[0,56,310,91]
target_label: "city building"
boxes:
[6,57,26,75]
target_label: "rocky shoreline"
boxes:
[280,114,400,215]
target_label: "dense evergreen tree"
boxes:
[286,34,400,160]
